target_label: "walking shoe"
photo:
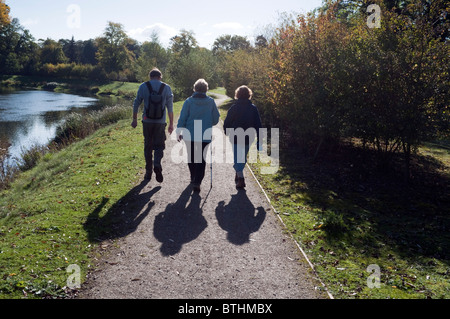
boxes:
[236,177,246,189]
[154,167,163,183]
[144,171,152,180]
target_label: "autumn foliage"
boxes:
[220,0,449,175]
[0,0,10,27]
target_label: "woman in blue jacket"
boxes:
[223,86,262,189]
[177,79,220,192]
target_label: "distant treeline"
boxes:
[0,2,264,99]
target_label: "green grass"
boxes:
[0,100,184,299]
[208,87,227,96]
[216,99,233,120]
[0,121,142,298]
[249,143,450,299]
[95,81,140,99]
[0,75,140,99]
[2,91,448,299]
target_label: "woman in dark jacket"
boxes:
[223,85,262,189]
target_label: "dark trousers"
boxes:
[143,122,166,172]
[185,141,210,185]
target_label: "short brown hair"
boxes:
[149,68,162,79]
[194,79,209,93]
[234,85,253,100]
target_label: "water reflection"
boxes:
[0,89,123,162]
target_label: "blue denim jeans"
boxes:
[233,143,250,173]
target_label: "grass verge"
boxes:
[215,97,449,299]
[0,120,144,298]
[249,143,449,299]
[0,101,183,299]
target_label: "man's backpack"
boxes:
[145,82,166,120]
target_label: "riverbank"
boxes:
[0,97,185,298]
[0,88,134,191]
[0,119,146,298]
[0,75,140,100]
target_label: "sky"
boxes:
[6,0,323,48]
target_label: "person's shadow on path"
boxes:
[153,186,207,256]
[215,190,266,245]
[84,180,161,242]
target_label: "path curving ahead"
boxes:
[77,94,327,299]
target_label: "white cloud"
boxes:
[127,23,178,45]
[21,19,40,27]
[212,22,244,30]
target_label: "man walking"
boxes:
[132,68,174,182]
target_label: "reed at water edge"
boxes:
[0,104,132,190]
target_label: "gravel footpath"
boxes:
[77,95,327,300]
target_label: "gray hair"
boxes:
[193,79,209,93]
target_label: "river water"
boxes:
[0,88,127,163]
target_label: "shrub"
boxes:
[17,145,49,171]
[53,105,131,146]
[37,63,107,81]
[0,141,18,190]
[167,48,219,98]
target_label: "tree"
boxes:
[96,21,134,75]
[167,47,218,98]
[67,36,78,63]
[134,33,170,82]
[167,30,213,97]
[212,35,251,54]
[169,29,198,56]
[221,48,269,101]
[251,0,449,175]
[0,0,10,27]
[59,36,80,63]
[255,35,268,49]
[345,0,450,175]
[125,37,140,60]
[0,18,38,75]
[80,39,98,65]
[326,0,449,40]
[39,38,68,65]
[261,6,353,153]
